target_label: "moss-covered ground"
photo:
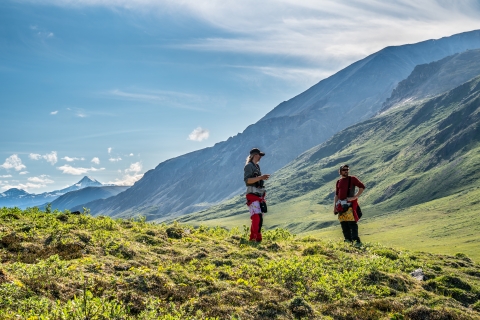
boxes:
[1,207,480,319]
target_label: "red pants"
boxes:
[250,213,263,242]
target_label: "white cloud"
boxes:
[106,162,144,186]
[0,175,53,191]
[57,165,105,175]
[1,182,46,191]
[29,151,58,165]
[129,153,134,156]
[62,156,85,162]
[125,162,142,173]
[109,157,122,162]
[19,171,29,175]
[28,175,54,184]
[29,153,42,160]
[51,110,58,115]
[91,157,100,164]
[0,155,27,171]
[0,175,12,178]
[188,127,209,142]
[108,173,143,186]
[43,151,58,165]
[108,147,112,154]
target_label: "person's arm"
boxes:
[347,177,365,201]
[347,188,364,201]
[247,175,270,184]
[333,194,338,214]
[244,163,270,185]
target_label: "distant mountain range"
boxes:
[48,186,130,212]
[76,29,480,220]
[180,49,480,232]
[0,176,105,209]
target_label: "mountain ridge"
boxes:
[78,29,480,220]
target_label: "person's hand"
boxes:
[261,174,270,180]
[333,208,338,215]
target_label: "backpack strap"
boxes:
[347,176,352,198]
[347,176,354,198]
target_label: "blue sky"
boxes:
[2,0,480,193]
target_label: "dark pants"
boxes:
[340,221,361,243]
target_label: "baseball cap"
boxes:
[250,148,265,156]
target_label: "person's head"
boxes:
[339,164,349,177]
[246,148,265,164]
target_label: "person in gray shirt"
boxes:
[244,148,270,242]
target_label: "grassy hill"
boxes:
[175,74,480,260]
[1,207,480,319]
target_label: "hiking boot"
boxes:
[353,241,363,248]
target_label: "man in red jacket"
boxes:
[334,164,365,245]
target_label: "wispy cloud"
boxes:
[62,156,85,162]
[109,157,122,162]
[0,155,26,171]
[51,110,58,115]
[29,153,42,160]
[30,24,54,40]
[57,164,105,175]
[28,175,54,184]
[108,147,112,154]
[0,175,12,178]
[30,0,480,74]
[106,89,207,111]
[188,127,209,142]
[91,157,100,164]
[19,171,29,175]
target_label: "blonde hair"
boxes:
[245,154,255,165]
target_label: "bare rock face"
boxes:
[381,49,480,113]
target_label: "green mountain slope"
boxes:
[177,75,480,259]
[1,207,480,319]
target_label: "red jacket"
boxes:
[246,193,265,206]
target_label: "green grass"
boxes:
[1,207,480,319]
[170,188,480,261]
[309,187,480,260]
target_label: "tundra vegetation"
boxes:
[1,207,480,319]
